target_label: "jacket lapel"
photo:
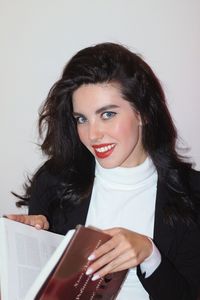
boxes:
[153,180,174,255]
[64,195,91,230]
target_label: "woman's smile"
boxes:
[92,143,116,158]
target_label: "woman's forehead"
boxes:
[72,83,128,112]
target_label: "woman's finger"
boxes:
[88,230,126,261]
[4,214,49,230]
[5,214,28,223]
[87,247,120,275]
[89,250,132,280]
[33,215,49,230]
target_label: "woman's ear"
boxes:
[138,114,148,126]
[138,114,143,126]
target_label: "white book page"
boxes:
[24,229,75,300]
[0,218,63,300]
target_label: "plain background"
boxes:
[0,0,200,214]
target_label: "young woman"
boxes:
[8,43,200,299]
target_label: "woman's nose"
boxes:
[88,123,104,142]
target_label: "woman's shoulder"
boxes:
[28,160,64,218]
[187,168,200,194]
[31,160,63,191]
[29,160,65,209]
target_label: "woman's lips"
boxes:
[92,143,115,159]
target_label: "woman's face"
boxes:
[72,83,146,168]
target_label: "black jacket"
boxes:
[29,168,200,300]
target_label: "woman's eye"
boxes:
[102,111,116,120]
[75,116,87,124]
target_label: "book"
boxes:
[0,217,66,300]
[0,217,128,300]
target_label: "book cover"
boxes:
[35,226,128,300]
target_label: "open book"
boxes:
[0,217,127,300]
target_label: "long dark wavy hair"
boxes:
[16,42,199,226]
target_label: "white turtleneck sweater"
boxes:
[85,157,160,300]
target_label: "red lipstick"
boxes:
[92,144,115,159]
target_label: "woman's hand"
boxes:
[4,214,49,230]
[86,227,152,280]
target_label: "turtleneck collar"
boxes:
[95,156,157,190]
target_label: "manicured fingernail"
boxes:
[86,268,93,275]
[88,254,95,261]
[92,274,100,281]
[35,224,41,229]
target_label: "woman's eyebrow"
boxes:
[72,113,84,118]
[73,105,120,116]
[95,104,119,114]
